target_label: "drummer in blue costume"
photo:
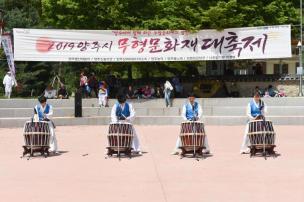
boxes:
[240,92,267,154]
[110,94,142,154]
[171,92,210,155]
[34,96,58,153]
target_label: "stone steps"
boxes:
[1,97,304,108]
[1,106,304,118]
[1,115,304,128]
[1,98,303,127]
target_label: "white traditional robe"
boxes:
[110,103,141,152]
[174,101,210,152]
[34,104,58,152]
[3,74,15,98]
[98,88,108,107]
[240,99,267,153]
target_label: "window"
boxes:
[274,64,288,74]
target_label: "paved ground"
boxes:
[0,125,303,202]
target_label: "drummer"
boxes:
[240,91,267,154]
[110,94,142,154]
[34,96,58,154]
[171,92,210,155]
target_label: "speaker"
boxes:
[75,88,82,117]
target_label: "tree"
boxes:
[0,0,57,97]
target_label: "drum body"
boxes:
[247,120,276,155]
[107,122,134,156]
[179,121,206,154]
[23,121,51,157]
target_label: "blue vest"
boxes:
[250,100,263,117]
[185,102,199,120]
[35,104,51,121]
[116,102,130,119]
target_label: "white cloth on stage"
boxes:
[240,99,267,153]
[110,103,141,152]
[3,74,15,98]
[48,122,58,152]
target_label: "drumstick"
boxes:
[261,115,267,157]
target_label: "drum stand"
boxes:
[262,117,267,159]
[192,121,204,161]
[192,121,196,158]
[106,132,133,160]
[180,121,204,161]
[262,132,267,159]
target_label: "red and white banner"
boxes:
[1,35,16,76]
[13,25,291,62]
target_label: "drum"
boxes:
[247,119,276,156]
[107,122,134,157]
[179,121,206,155]
[23,121,51,157]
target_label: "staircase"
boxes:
[0,98,304,128]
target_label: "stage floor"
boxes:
[0,125,303,202]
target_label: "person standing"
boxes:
[2,71,16,99]
[88,73,98,98]
[164,80,173,107]
[172,76,183,97]
[98,82,108,107]
[80,71,88,98]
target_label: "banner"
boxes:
[2,35,16,77]
[13,25,291,62]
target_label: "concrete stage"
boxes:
[0,125,303,202]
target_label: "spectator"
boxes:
[267,85,277,97]
[164,80,173,107]
[98,82,108,107]
[142,85,152,99]
[44,85,57,99]
[126,85,136,99]
[80,71,88,98]
[150,86,155,98]
[277,87,286,97]
[134,87,143,99]
[105,72,117,98]
[58,84,68,99]
[172,76,183,97]
[254,86,264,97]
[88,73,98,98]
[264,91,271,98]
[154,86,164,98]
